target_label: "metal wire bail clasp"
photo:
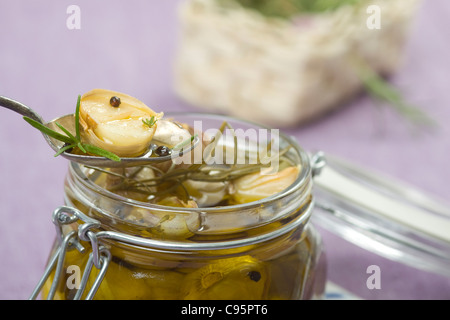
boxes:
[29,206,111,300]
[310,151,327,178]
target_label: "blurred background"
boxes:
[0,0,449,299]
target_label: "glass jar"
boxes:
[32,113,327,300]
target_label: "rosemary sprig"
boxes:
[142,116,157,128]
[219,0,360,19]
[358,65,436,128]
[23,95,121,162]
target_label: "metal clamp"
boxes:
[29,206,110,300]
[310,151,327,178]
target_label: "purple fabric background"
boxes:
[0,1,449,300]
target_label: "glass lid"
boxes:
[310,152,450,278]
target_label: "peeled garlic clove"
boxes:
[182,179,228,207]
[79,89,163,157]
[152,196,200,239]
[231,166,300,204]
[151,119,192,148]
[181,256,268,299]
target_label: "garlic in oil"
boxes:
[79,89,163,157]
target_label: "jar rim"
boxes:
[69,111,312,214]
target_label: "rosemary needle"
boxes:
[23,95,121,162]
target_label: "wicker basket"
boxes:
[174,0,420,127]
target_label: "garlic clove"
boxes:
[231,166,300,204]
[79,89,163,157]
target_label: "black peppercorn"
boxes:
[110,96,121,107]
[248,271,261,282]
[155,145,171,157]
